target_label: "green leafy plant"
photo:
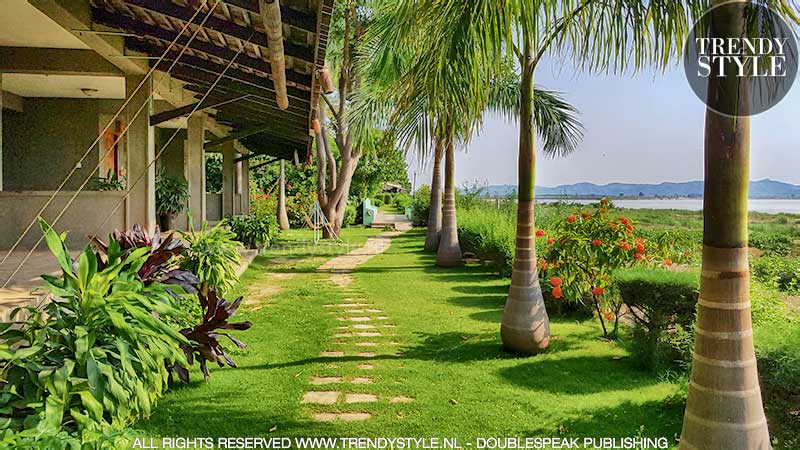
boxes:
[750,230,793,257]
[90,169,125,191]
[410,185,431,227]
[0,219,188,447]
[751,256,800,294]
[343,203,358,227]
[616,268,699,373]
[89,224,199,293]
[155,173,189,215]
[228,214,280,249]
[179,219,241,295]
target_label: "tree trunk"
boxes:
[500,56,550,355]
[277,159,290,230]
[679,2,769,448]
[424,138,444,252]
[435,132,462,266]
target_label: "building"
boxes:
[0,0,332,294]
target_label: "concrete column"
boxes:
[221,142,235,217]
[277,159,290,230]
[124,75,156,232]
[186,113,206,223]
[0,73,3,191]
[241,154,250,215]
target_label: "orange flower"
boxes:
[635,242,645,253]
[619,241,631,251]
[591,286,605,296]
[609,223,619,232]
[634,252,644,260]
[603,310,616,322]
[550,276,562,287]
[600,197,610,205]
[684,251,691,257]
[598,207,607,214]
[619,217,630,225]
[552,287,563,299]
[581,212,592,219]
[535,229,546,237]
[547,238,555,245]
[591,239,603,247]
[567,215,577,223]
[664,258,673,266]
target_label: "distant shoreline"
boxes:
[483,195,800,200]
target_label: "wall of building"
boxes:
[0,191,126,249]
[2,98,123,191]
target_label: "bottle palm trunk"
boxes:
[680,2,769,448]
[277,160,290,230]
[500,61,550,354]
[424,138,444,252]
[436,133,462,266]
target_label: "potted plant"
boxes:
[156,173,189,231]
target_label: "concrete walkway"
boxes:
[305,230,413,421]
[317,231,403,273]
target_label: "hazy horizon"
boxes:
[405,57,800,190]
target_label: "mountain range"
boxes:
[481,179,800,199]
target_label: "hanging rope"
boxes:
[0,0,221,270]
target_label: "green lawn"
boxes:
[131,227,687,448]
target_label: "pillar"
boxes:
[124,75,156,232]
[241,154,250,215]
[0,73,3,191]
[221,141,235,217]
[277,159,290,230]
[186,113,206,223]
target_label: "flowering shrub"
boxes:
[537,199,689,337]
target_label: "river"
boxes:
[533,198,800,214]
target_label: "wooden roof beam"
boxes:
[150,93,249,125]
[123,0,314,63]
[259,0,288,110]
[29,0,148,74]
[92,8,313,87]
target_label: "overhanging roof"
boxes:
[90,0,334,161]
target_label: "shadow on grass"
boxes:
[134,401,325,438]
[448,294,507,309]
[557,399,684,442]
[498,354,661,395]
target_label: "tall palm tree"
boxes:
[357,11,582,270]
[423,138,443,252]
[436,125,462,266]
[680,2,798,448]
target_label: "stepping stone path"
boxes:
[304,231,414,422]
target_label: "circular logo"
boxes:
[684,1,798,117]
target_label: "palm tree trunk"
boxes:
[277,160,290,230]
[424,138,444,251]
[435,130,462,266]
[500,58,550,355]
[680,3,768,448]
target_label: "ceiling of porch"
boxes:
[89,0,335,161]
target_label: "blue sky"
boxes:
[406,59,800,189]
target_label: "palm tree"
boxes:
[680,2,798,448]
[423,138,443,252]
[277,160,290,230]
[435,124,462,266]
[358,11,582,271]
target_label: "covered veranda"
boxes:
[0,0,333,312]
